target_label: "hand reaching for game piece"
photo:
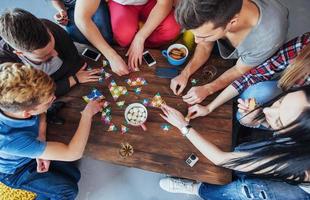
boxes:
[160,104,188,130]
[54,9,69,26]
[81,100,105,119]
[187,104,213,119]
[108,54,130,76]
[126,34,145,71]
[182,84,213,105]
[170,73,189,96]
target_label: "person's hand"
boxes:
[54,9,69,26]
[187,104,213,120]
[126,34,145,71]
[237,98,262,126]
[170,73,189,96]
[108,54,130,76]
[160,104,188,130]
[36,158,50,173]
[82,100,105,118]
[182,84,213,105]
[75,63,101,83]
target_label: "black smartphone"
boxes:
[155,67,179,79]
[143,51,156,67]
[82,48,101,61]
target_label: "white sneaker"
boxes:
[159,177,200,195]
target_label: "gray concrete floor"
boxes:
[0,0,309,200]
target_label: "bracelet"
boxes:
[72,74,80,84]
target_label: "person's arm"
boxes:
[170,42,214,95]
[160,104,276,173]
[183,58,252,105]
[39,100,103,161]
[74,0,129,76]
[51,0,69,25]
[187,85,239,119]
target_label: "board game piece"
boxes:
[109,80,128,101]
[121,125,129,134]
[82,88,104,103]
[107,123,117,132]
[151,93,166,108]
[161,124,171,131]
[119,143,134,158]
[134,87,142,95]
[141,98,150,106]
[116,101,126,108]
[191,78,198,85]
[125,77,147,87]
[102,60,109,67]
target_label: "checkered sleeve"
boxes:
[231,32,310,93]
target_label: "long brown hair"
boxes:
[278,44,310,91]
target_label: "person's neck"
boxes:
[2,110,28,120]
[225,0,260,46]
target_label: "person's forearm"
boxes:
[137,1,173,40]
[181,42,214,78]
[51,0,66,12]
[38,113,47,141]
[184,128,249,168]
[208,85,239,111]
[67,112,93,159]
[185,128,230,165]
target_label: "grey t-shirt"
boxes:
[217,0,289,66]
[18,55,63,75]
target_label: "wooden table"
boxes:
[47,47,235,185]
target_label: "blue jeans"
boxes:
[199,177,310,200]
[236,81,282,123]
[65,0,113,45]
[0,160,80,200]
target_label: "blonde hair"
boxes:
[278,44,310,91]
[0,62,55,112]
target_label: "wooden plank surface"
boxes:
[47,47,235,185]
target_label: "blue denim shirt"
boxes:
[0,111,46,174]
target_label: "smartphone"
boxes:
[185,153,199,167]
[82,48,101,61]
[155,67,179,79]
[143,51,156,67]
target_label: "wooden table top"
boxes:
[47,47,235,185]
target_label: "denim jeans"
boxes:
[198,176,310,200]
[65,0,113,45]
[236,81,282,123]
[0,160,80,200]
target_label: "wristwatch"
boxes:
[180,124,192,137]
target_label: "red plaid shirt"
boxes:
[231,32,310,93]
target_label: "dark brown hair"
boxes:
[175,0,243,30]
[0,8,50,51]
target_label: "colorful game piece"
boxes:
[86,66,93,71]
[107,123,117,132]
[103,101,110,108]
[109,80,128,101]
[191,78,198,85]
[99,68,112,80]
[161,124,171,131]
[141,98,150,106]
[102,115,112,125]
[125,77,147,87]
[103,107,111,115]
[102,60,109,67]
[134,87,142,95]
[151,93,166,108]
[98,77,104,83]
[116,101,126,108]
[82,88,104,103]
[119,143,134,158]
[121,125,129,134]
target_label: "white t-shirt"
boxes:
[113,0,148,5]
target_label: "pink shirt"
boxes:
[112,0,148,5]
